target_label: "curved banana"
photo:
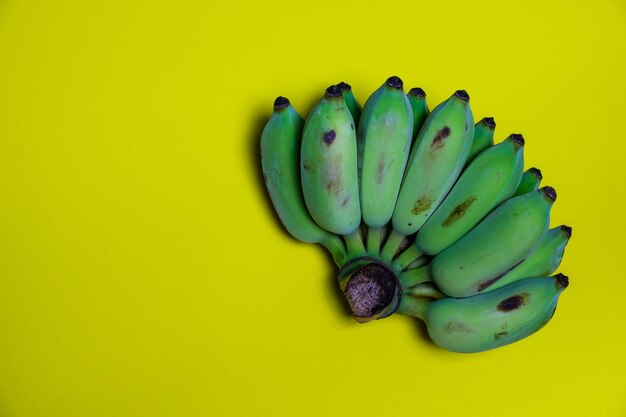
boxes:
[430,187,556,297]
[489,225,571,290]
[466,117,495,163]
[513,167,542,196]
[381,91,474,260]
[301,85,361,235]
[358,76,413,254]
[415,134,525,255]
[407,87,429,143]
[338,81,362,126]
[398,274,569,353]
[261,97,347,265]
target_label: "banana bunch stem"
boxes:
[366,227,382,256]
[379,229,406,262]
[343,230,367,261]
[319,235,349,267]
[392,245,424,271]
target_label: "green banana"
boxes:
[338,81,362,125]
[488,225,572,291]
[381,90,474,260]
[358,76,413,254]
[514,167,542,196]
[261,97,347,265]
[466,117,495,163]
[399,274,569,353]
[415,134,525,255]
[430,187,557,297]
[407,87,429,143]
[301,85,361,236]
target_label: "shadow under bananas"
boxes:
[248,109,353,319]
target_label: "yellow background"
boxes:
[0,0,625,416]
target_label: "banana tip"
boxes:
[529,167,542,180]
[482,117,496,128]
[325,84,343,98]
[337,81,352,92]
[510,133,525,147]
[273,96,290,111]
[454,90,470,101]
[555,273,569,289]
[409,87,426,97]
[541,186,557,202]
[386,76,403,89]
[561,225,572,238]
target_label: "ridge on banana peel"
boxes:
[259,78,572,353]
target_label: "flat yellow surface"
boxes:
[0,0,625,416]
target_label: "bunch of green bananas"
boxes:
[260,77,571,353]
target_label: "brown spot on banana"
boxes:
[494,331,508,340]
[497,292,530,312]
[443,320,472,334]
[411,197,433,215]
[441,196,477,227]
[431,126,450,150]
[376,153,386,185]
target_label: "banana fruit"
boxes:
[301,85,361,236]
[399,275,569,353]
[466,117,495,163]
[260,79,573,353]
[489,225,571,290]
[514,167,542,196]
[261,97,347,265]
[391,91,474,236]
[407,87,430,143]
[357,76,413,254]
[430,187,556,297]
[415,133,525,255]
[338,82,362,125]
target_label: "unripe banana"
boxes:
[338,82,362,126]
[261,97,347,265]
[430,187,556,297]
[513,167,542,196]
[399,274,569,353]
[391,90,475,236]
[415,134,525,255]
[466,117,495,163]
[407,87,429,142]
[488,225,572,291]
[380,91,474,262]
[301,86,361,236]
[358,76,413,253]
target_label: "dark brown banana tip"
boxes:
[561,225,572,238]
[386,76,403,89]
[510,133,525,147]
[273,96,290,111]
[555,273,569,289]
[529,167,543,180]
[325,84,343,98]
[454,90,470,101]
[482,117,496,128]
[541,186,557,202]
[337,81,352,92]
[409,87,426,97]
